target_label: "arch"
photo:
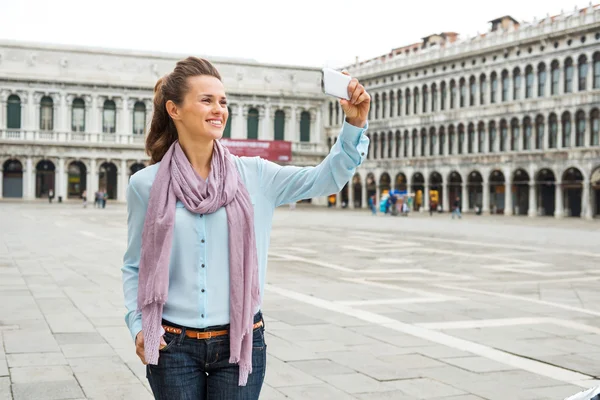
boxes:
[394,172,407,192]
[247,108,259,139]
[373,133,378,160]
[459,78,466,108]
[594,52,600,89]
[467,123,475,154]
[477,121,485,153]
[469,76,476,106]
[467,170,483,210]
[501,69,509,101]
[448,124,455,155]
[379,172,391,199]
[564,57,574,93]
[490,71,498,103]
[422,84,429,113]
[450,79,457,109]
[488,121,497,153]
[513,67,521,100]
[40,96,54,131]
[133,101,146,135]
[71,98,86,132]
[457,123,465,155]
[328,102,333,126]
[2,159,23,198]
[411,129,418,157]
[366,134,371,159]
[536,168,556,216]
[411,172,425,211]
[374,93,380,119]
[413,87,420,115]
[523,116,532,150]
[352,173,362,208]
[551,60,560,95]
[395,130,401,158]
[102,100,116,133]
[380,133,386,159]
[397,90,403,116]
[499,119,508,151]
[440,81,447,110]
[577,54,588,91]
[438,126,446,156]
[99,162,118,200]
[447,170,463,211]
[535,115,544,150]
[592,166,600,218]
[389,90,395,118]
[35,159,56,198]
[387,131,393,159]
[489,169,506,214]
[575,110,585,147]
[403,131,409,157]
[510,118,519,151]
[537,62,547,97]
[420,128,427,157]
[562,111,572,147]
[7,94,22,130]
[479,74,487,105]
[591,108,599,146]
[300,111,311,142]
[431,83,438,111]
[512,168,530,216]
[381,92,387,119]
[525,65,534,98]
[67,161,87,199]
[548,113,558,148]
[429,171,443,212]
[130,162,145,177]
[562,167,584,217]
[429,127,436,156]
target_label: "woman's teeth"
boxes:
[208,120,222,127]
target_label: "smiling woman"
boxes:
[122,56,370,400]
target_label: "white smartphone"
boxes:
[321,68,351,100]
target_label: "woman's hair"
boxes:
[146,57,222,164]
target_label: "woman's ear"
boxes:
[166,100,180,121]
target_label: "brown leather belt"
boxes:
[163,320,264,340]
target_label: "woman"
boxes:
[122,57,370,399]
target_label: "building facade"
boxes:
[326,5,600,218]
[0,41,328,203]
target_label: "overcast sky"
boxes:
[0,0,588,69]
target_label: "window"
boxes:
[513,68,521,100]
[421,129,427,156]
[40,96,53,131]
[431,84,437,111]
[389,91,395,118]
[413,88,420,115]
[440,82,447,110]
[274,110,285,140]
[538,63,546,97]
[500,120,508,151]
[564,58,574,93]
[576,111,585,147]
[430,129,436,156]
[459,79,466,107]
[7,95,21,129]
[511,119,519,151]
[489,122,496,152]
[71,98,85,132]
[247,108,259,139]
[562,112,571,147]
[422,86,428,113]
[535,115,544,150]
[450,80,457,109]
[469,77,476,106]
[549,114,558,149]
[132,102,146,135]
[374,94,380,119]
[594,52,600,89]
[551,61,560,95]
[592,109,599,146]
[328,103,333,126]
[405,89,411,115]
[395,131,401,157]
[523,117,532,150]
[501,70,509,102]
[223,107,232,138]
[403,131,409,157]
[102,100,116,133]
[467,124,474,153]
[439,127,445,155]
[578,55,588,91]
[412,130,418,157]
[381,134,385,158]
[388,132,393,158]
[381,93,387,119]
[479,75,486,105]
[490,72,498,103]
[300,111,311,142]
[525,66,534,98]
[458,124,465,154]
[397,90,403,116]
[448,125,455,155]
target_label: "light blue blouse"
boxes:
[122,121,369,340]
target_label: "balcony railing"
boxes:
[0,129,329,156]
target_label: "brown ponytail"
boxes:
[146,57,222,164]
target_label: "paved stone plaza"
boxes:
[1,202,600,399]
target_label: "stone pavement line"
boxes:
[435,285,600,318]
[265,284,596,389]
[416,317,600,335]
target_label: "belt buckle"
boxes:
[197,331,212,339]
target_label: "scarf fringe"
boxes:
[142,302,163,365]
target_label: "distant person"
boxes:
[452,196,462,219]
[82,190,87,208]
[121,57,371,399]
[48,189,54,203]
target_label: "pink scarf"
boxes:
[137,140,260,386]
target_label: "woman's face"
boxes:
[171,75,229,141]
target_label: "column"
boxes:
[557,116,563,150]
[361,180,367,209]
[527,180,536,217]
[314,107,322,144]
[118,159,127,202]
[442,183,449,213]
[121,98,132,136]
[554,181,563,218]
[60,93,68,132]
[87,159,97,196]
[0,91,6,130]
[461,182,469,212]
[348,181,354,209]
[295,109,303,143]
[0,169,3,198]
[232,104,245,139]
[424,183,430,211]
[309,112,317,144]
[25,156,34,200]
[584,107,591,148]
[91,95,99,133]
[474,127,480,154]
[289,106,297,142]
[482,177,490,214]
[494,121,501,153]
[444,130,450,156]
[570,108,576,148]
[582,181,592,220]
[259,104,270,140]
[504,179,513,216]
[26,91,35,130]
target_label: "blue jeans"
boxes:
[146,312,266,400]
